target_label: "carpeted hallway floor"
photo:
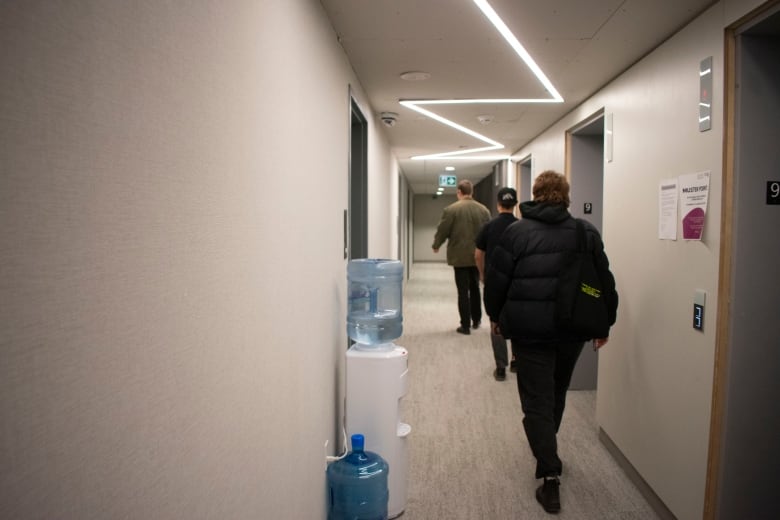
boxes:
[397,262,660,519]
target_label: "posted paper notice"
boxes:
[659,178,678,240]
[679,171,710,240]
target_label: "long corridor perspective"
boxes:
[398,262,660,520]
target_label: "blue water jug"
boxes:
[347,259,403,345]
[327,434,389,520]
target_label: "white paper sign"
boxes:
[659,179,678,240]
[679,171,710,241]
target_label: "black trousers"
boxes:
[490,325,512,368]
[513,340,585,478]
[453,266,481,328]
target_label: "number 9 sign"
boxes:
[769,181,780,205]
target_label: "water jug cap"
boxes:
[350,433,365,452]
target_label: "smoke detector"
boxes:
[476,115,494,125]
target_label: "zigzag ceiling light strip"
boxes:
[404,0,564,161]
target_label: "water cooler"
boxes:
[346,344,409,518]
[345,259,410,519]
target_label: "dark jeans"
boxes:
[453,266,481,328]
[513,340,585,478]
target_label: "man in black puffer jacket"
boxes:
[484,171,618,515]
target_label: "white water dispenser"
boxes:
[345,259,410,518]
[346,344,410,518]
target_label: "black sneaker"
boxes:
[509,359,518,373]
[456,326,470,335]
[472,320,481,330]
[493,367,506,381]
[536,477,561,514]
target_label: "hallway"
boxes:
[4,1,777,517]
[398,262,660,519]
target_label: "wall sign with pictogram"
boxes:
[439,175,457,188]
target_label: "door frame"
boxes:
[704,2,780,516]
[514,154,532,218]
[564,108,605,182]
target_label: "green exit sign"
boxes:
[439,175,457,187]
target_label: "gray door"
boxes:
[567,114,605,390]
[349,97,368,260]
[519,157,532,203]
[716,13,780,518]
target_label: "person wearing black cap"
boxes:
[475,187,518,381]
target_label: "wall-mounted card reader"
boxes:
[693,290,706,331]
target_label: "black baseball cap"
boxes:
[497,187,518,205]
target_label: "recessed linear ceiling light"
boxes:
[472,0,563,103]
[423,155,510,161]
[400,100,504,159]
[403,0,563,161]
[445,166,455,171]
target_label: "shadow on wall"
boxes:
[412,194,456,263]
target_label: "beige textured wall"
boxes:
[0,1,396,518]
[510,2,763,518]
[412,194,456,263]
[368,127,401,259]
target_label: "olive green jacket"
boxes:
[432,198,491,267]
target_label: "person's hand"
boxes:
[593,337,609,350]
[433,247,439,253]
[491,322,501,335]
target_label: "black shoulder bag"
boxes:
[555,219,610,339]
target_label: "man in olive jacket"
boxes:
[432,180,491,334]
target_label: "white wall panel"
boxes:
[413,194,456,263]
[0,0,396,518]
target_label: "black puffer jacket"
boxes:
[484,201,618,343]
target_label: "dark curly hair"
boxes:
[532,170,570,207]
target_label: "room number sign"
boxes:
[768,181,780,205]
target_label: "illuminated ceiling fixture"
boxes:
[472,0,563,102]
[406,0,564,161]
[400,100,504,159]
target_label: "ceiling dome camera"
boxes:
[380,112,398,127]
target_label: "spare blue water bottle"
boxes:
[327,434,389,520]
[347,259,403,346]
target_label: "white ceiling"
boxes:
[320,0,717,194]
